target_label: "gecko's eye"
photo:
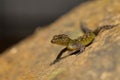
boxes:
[51,34,68,42]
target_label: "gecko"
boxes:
[50,22,119,65]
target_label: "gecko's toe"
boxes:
[50,59,60,66]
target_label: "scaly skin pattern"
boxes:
[50,22,119,65]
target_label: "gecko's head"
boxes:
[51,34,71,46]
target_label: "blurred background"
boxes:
[0,0,89,53]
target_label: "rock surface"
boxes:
[0,0,120,80]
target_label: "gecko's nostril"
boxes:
[51,39,56,43]
[51,40,54,43]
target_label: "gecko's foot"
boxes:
[74,52,82,56]
[75,47,85,56]
[50,59,60,66]
[69,50,81,56]
[80,47,85,52]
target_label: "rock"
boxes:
[0,0,120,80]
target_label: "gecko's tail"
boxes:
[93,23,120,35]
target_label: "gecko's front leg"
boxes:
[50,47,67,65]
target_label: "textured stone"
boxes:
[0,0,120,80]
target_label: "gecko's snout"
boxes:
[51,35,58,43]
[51,39,54,43]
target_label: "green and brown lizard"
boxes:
[50,22,119,65]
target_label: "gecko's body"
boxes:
[50,22,119,65]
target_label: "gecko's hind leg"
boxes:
[80,21,92,33]
[69,46,85,56]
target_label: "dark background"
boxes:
[0,0,89,53]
